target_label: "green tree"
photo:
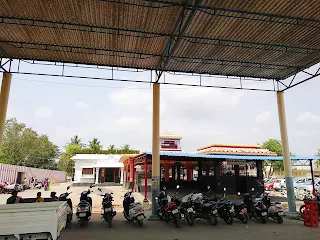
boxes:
[261,139,295,177]
[119,144,131,153]
[107,144,116,154]
[315,149,320,168]
[57,144,81,176]
[0,118,59,169]
[88,138,102,153]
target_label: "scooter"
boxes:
[258,192,284,224]
[156,185,182,228]
[76,184,94,227]
[58,186,73,223]
[123,191,146,227]
[243,188,268,224]
[98,188,116,228]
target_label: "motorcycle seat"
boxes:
[201,202,213,208]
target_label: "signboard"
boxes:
[160,139,181,150]
[152,176,160,190]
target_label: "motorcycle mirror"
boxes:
[207,185,211,190]
[251,188,255,192]
[237,192,241,196]
[67,186,70,190]
[223,187,226,192]
[163,186,166,190]
[176,185,180,189]
[155,197,158,200]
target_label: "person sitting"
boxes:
[50,191,58,201]
[35,192,44,202]
[6,190,23,204]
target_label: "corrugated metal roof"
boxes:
[0,0,319,80]
[144,151,320,161]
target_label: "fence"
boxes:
[0,163,66,183]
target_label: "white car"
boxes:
[273,179,286,190]
[293,178,312,189]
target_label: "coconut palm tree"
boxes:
[107,144,116,154]
[88,138,102,153]
[70,135,81,145]
[120,144,131,153]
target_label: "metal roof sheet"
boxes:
[0,0,319,80]
[144,151,320,161]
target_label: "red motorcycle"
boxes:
[156,185,182,228]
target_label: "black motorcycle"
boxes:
[233,192,249,224]
[58,186,73,223]
[98,188,116,228]
[76,185,93,227]
[243,188,268,224]
[176,189,194,226]
[191,192,218,226]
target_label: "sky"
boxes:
[4,60,320,156]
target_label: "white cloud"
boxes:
[115,116,143,126]
[293,130,319,137]
[34,107,53,119]
[74,102,89,111]
[251,127,259,133]
[296,112,320,123]
[256,111,271,124]
[109,89,150,106]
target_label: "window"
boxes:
[82,168,93,175]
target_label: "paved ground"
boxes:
[60,213,320,240]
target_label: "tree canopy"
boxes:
[0,118,59,169]
[88,138,102,153]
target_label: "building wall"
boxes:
[74,159,96,183]
[0,163,66,183]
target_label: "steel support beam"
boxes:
[276,92,296,213]
[150,83,160,219]
[155,0,201,82]
[1,17,317,54]
[0,72,12,149]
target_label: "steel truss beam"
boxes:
[1,16,317,55]
[0,59,277,92]
[143,0,320,28]
[0,40,297,74]
[155,0,200,82]
[279,65,320,91]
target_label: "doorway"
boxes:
[105,168,114,182]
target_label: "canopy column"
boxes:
[276,91,296,212]
[151,83,160,219]
[163,162,170,182]
[0,72,12,149]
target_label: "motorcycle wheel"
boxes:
[107,212,112,228]
[67,214,73,223]
[137,219,144,227]
[185,212,194,226]
[299,205,305,215]
[157,209,164,220]
[123,212,131,221]
[239,213,249,224]
[208,215,218,226]
[173,213,181,228]
[276,215,283,224]
[260,216,267,224]
[80,220,87,227]
[223,212,233,225]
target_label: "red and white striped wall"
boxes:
[0,163,66,183]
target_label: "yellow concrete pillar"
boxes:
[0,72,12,149]
[276,91,296,212]
[151,83,160,218]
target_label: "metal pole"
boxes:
[310,160,316,196]
[144,160,148,201]
[0,72,12,149]
[150,83,160,219]
[276,91,296,212]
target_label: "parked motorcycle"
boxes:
[156,185,182,228]
[243,188,268,223]
[258,192,284,223]
[123,191,146,227]
[97,188,116,228]
[188,190,218,226]
[179,192,195,226]
[76,184,94,227]
[58,186,73,223]
[233,192,249,224]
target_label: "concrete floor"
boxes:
[61,213,320,240]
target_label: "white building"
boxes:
[72,154,124,184]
